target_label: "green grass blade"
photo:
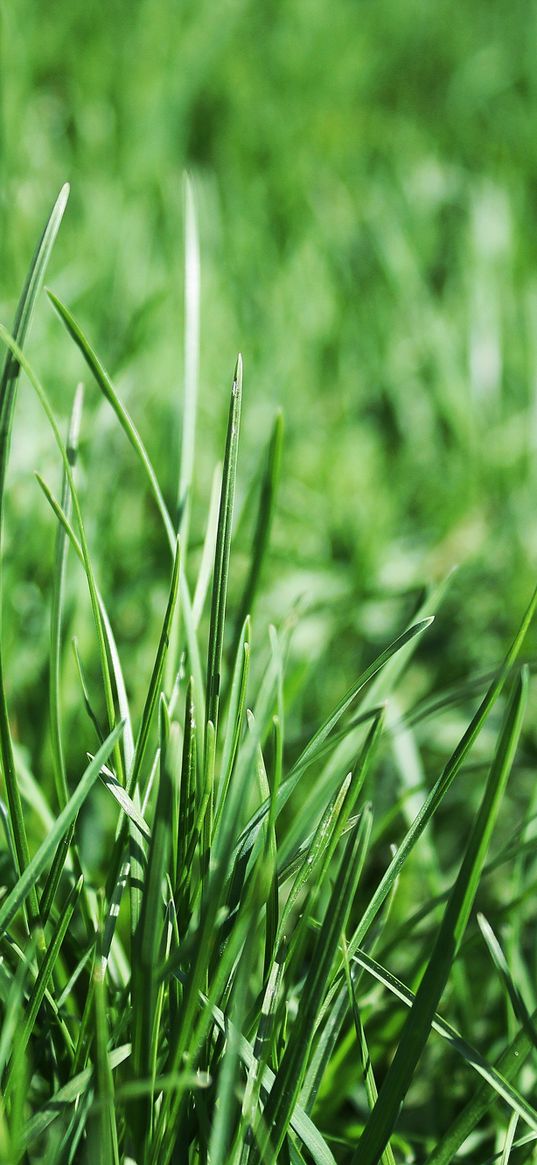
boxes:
[22,1046,130,1150]
[49,383,83,809]
[352,946,537,1131]
[47,290,176,548]
[0,185,69,927]
[178,172,200,542]
[257,806,373,1160]
[132,697,173,1148]
[231,408,283,659]
[206,354,243,734]
[0,721,124,936]
[4,876,83,1096]
[234,618,432,871]
[344,586,537,968]
[353,666,529,1165]
[478,913,537,1055]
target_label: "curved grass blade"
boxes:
[353,667,529,1165]
[478,913,537,1056]
[340,585,537,975]
[46,290,205,729]
[0,721,124,937]
[0,328,125,788]
[352,946,537,1132]
[0,184,69,927]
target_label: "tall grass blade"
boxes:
[353,666,529,1165]
[0,185,69,927]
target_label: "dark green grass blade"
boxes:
[0,721,123,936]
[22,1046,130,1150]
[206,354,243,734]
[353,666,529,1165]
[210,1000,338,1165]
[352,947,537,1130]
[256,806,373,1160]
[342,944,396,1165]
[132,698,173,1147]
[478,913,537,1055]
[0,185,69,927]
[231,409,283,659]
[4,876,83,1096]
[425,1003,537,1165]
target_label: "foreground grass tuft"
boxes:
[0,189,536,1165]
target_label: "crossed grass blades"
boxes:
[0,185,535,1165]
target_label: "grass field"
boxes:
[1,2,537,1162]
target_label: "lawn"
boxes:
[0,2,536,1161]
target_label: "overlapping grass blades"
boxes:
[0,190,535,1164]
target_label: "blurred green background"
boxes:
[1,0,537,748]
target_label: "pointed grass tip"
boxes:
[233,352,243,392]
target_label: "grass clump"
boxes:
[0,187,536,1165]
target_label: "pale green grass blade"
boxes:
[192,463,222,626]
[50,383,83,808]
[97,762,151,842]
[256,806,373,1160]
[178,171,200,541]
[36,474,135,765]
[0,328,125,785]
[353,666,529,1165]
[47,290,176,548]
[501,1114,520,1165]
[47,290,205,728]
[478,913,537,1055]
[0,185,69,926]
[0,721,123,936]
[206,354,243,734]
[352,947,537,1131]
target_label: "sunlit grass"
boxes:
[0,187,536,1165]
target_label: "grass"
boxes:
[0,185,536,1165]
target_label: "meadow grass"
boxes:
[0,186,536,1165]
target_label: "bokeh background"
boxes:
[1,0,537,803]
